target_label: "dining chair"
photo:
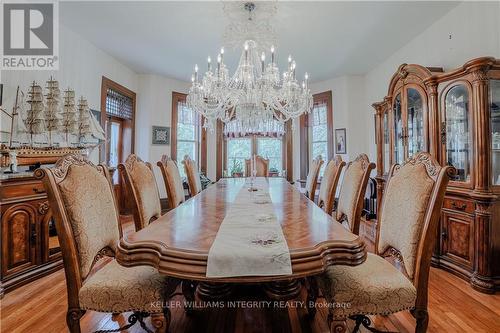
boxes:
[244,155,269,177]
[35,154,173,333]
[334,154,375,235]
[157,155,186,209]
[304,155,324,201]
[119,154,162,231]
[182,155,202,196]
[317,156,346,215]
[317,152,454,333]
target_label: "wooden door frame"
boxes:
[100,76,136,163]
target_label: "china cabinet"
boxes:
[373,57,500,293]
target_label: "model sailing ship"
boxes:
[1,78,106,167]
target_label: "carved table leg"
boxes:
[263,279,302,301]
[182,280,198,314]
[160,277,181,332]
[197,282,234,301]
[306,276,319,318]
[328,310,347,333]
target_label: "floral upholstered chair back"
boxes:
[304,156,324,201]
[335,154,375,235]
[245,155,269,177]
[35,155,121,302]
[182,155,202,196]
[317,156,346,215]
[376,153,454,290]
[119,154,161,231]
[157,155,185,209]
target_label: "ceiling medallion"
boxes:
[187,1,313,134]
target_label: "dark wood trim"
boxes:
[300,90,333,180]
[314,90,334,160]
[171,92,207,173]
[216,120,224,181]
[100,76,136,163]
[285,120,293,182]
[299,114,309,180]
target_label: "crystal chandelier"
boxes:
[187,2,313,133]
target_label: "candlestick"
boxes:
[208,56,211,72]
[244,43,248,62]
[195,64,198,82]
[220,47,224,64]
[261,52,265,73]
[271,45,275,64]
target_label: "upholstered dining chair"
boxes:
[317,156,346,215]
[157,155,185,209]
[317,152,454,333]
[334,154,375,235]
[35,154,173,333]
[245,155,269,177]
[182,155,202,196]
[304,155,324,201]
[119,154,162,231]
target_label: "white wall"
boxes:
[363,1,500,160]
[135,74,190,197]
[1,23,138,162]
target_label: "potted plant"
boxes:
[269,167,279,177]
[230,159,244,177]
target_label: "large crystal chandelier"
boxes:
[187,2,313,133]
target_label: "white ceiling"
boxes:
[60,1,459,83]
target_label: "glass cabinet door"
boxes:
[444,85,471,182]
[407,88,424,157]
[491,80,500,185]
[393,93,404,164]
[383,111,390,173]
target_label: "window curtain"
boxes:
[308,101,327,127]
[224,119,285,138]
[178,101,200,125]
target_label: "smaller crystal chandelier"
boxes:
[187,2,313,133]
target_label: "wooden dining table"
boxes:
[116,177,366,308]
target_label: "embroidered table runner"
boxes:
[206,178,293,277]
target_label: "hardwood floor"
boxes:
[1,217,499,333]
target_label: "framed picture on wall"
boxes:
[152,126,170,145]
[335,128,347,154]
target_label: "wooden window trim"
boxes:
[171,92,207,174]
[218,120,293,181]
[100,76,136,163]
[300,90,333,180]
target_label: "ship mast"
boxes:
[24,81,46,146]
[78,97,92,146]
[9,87,20,148]
[61,88,79,145]
[44,77,62,146]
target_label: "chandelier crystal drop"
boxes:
[187,2,313,133]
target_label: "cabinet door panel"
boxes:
[1,204,37,277]
[406,88,425,157]
[393,93,404,164]
[443,83,473,185]
[441,211,474,269]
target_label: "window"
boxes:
[309,102,328,176]
[224,119,287,177]
[226,138,252,176]
[257,137,283,172]
[171,92,207,178]
[101,77,136,184]
[300,91,333,179]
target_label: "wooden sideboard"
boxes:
[0,174,62,297]
[373,57,500,293]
